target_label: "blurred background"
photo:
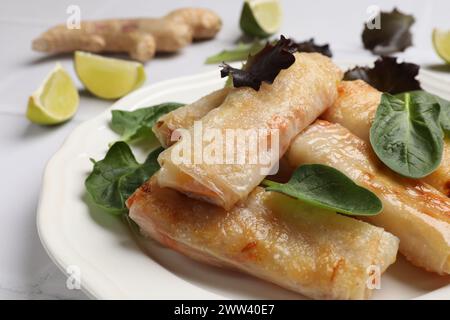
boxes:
[0,0,449,299]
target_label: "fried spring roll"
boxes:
[322,80,450,196]
[153,88,231,148]
[157,53,342,209]
[287,120,450,274]
[127,177,399,300]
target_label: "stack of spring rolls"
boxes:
[126,52,450,300]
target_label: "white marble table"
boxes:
[0,0,449,299]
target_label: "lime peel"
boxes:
[27,63,79,125]
[240,0,282,38]
[432,28,450,64]
[74,51,146,100]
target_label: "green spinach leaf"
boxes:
[262,164,382,216]
[436,96,450,137]
[205,41,265,64]
[370,92,444,178]
[406,91,450,137]
[111,102,184,142]
[85,142,163,213]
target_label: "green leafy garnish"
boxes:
[85,142,163,213]
[408,91,449,137]
[370,92,445,178]
[205,41,265,64]
[362,8,415,55]
[436,96,450,137]
[262,164,382,216]
[111,102,184,142]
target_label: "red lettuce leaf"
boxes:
[362,8,415,55]
[295,38,332,57]
[220,35,297,91]
[343,56,421,94]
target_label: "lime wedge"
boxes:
[432,29,450,64]
[240,0,282,38]
[74,51,146,99]
[27,64,79,125]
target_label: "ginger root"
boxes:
[32,8,221,62]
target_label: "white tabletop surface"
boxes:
[0,0,449,300]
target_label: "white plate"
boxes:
[37,64,450,300]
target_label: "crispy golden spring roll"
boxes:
[127,177,399,300]
[322,80,450,197]
[287,120,450,275]
[157,53,342,209]
[153,88,231,148]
